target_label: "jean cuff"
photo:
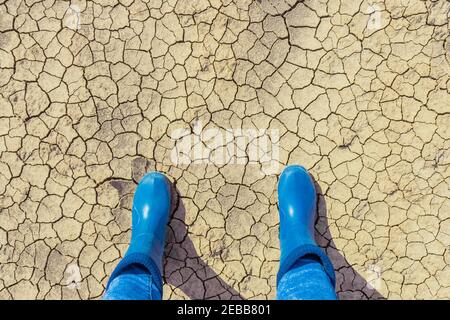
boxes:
[106,252,163,295]
[277,244,336,287]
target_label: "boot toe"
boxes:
[278,165,317,220]
[134,172,171,219]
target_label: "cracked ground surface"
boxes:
[0,0,449,300]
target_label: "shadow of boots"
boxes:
[118,158,383,299]
[312,179,386,300]
[163,183,244,300]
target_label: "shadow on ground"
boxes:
[163,184,244,300]
[313,179,386,300]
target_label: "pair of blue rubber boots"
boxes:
[106,165,335,298]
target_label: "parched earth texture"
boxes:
[0,0,449,300]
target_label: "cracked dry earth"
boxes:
[0,0,449,300]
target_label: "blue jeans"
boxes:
[103,264,161,300]
[103,254,337,300]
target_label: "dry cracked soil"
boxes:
[0,0,449,300]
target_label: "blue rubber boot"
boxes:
[277,165,336,287]
[105,172,171,295]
